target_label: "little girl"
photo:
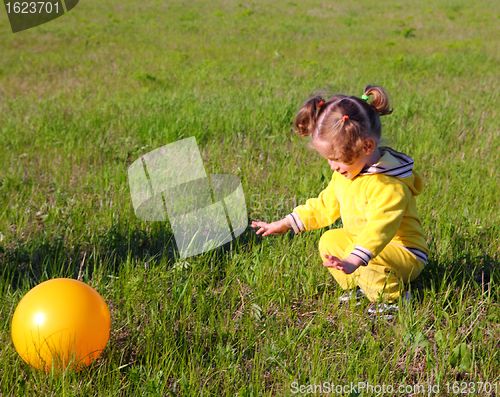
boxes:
[252,85,428,314]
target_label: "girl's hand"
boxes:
[251,219,291,236]
[323,254,360,275]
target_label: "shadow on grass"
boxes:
[409,237,499,302]
[0,219,262,292]
[3,218,498,302]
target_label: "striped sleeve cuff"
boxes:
[286,212,305,235]
[405,247,428,266]
[350,245,374,266]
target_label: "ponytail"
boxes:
[292,85,392,165]
[293,96,325,137]
[362,85,393,116]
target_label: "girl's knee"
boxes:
[318,229,350,256]
[318,229,337,253]
[318,230,343,261]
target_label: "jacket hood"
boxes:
[359,146,423,195]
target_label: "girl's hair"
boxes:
[293,85,392,164]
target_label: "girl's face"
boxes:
[313,139,377,179]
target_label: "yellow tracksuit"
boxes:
[286,147,429,302]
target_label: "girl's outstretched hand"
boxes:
[251,219,290,236]
[323,254,360,275]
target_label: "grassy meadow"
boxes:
[1,0,500,395]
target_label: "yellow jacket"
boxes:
[287,147,429,266]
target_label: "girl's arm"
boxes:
[252,176,340,237]
[251,217,292,236]
[292,179,340,233]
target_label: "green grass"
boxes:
[1,0,500,395]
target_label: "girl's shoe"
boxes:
[338,288,365,305]
[367,290,412,321]
[367,302,399,321]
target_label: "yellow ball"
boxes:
[11,278,111,371]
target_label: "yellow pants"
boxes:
[318,229,425,303]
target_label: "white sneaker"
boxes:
[338,288,365,305]
[367,290,412,321]
[367,302,399,321]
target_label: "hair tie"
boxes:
[361,94,369,101]
[318,100,324,108]
[342,115,349,123]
